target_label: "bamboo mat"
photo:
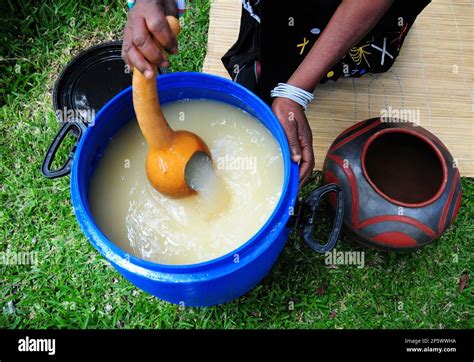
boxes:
[202,0,473,176]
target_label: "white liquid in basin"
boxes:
[89,100,284,264]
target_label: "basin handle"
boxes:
[301,183,345,253]
[41,121,87,179]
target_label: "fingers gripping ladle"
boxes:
[132,16,212,198]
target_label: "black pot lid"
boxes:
[53,41,132,124]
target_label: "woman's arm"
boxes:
[274,0,393,186]
[288,0,394,91]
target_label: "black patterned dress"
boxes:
[222,0,431,104]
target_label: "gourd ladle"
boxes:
[132,16,212,198]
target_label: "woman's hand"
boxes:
[272,0,392,186]
[272,97,315,187]
[122,0,179,79]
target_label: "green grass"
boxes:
[1,0,472,329]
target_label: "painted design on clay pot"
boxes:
[323,117,462,251]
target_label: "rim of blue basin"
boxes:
[71,72,299,278]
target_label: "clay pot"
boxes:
[322,118,462,251]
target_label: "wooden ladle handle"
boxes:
[132,16,180,149]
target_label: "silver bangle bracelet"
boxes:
[270,83,315,110]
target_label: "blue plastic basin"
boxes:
[71,72,299,306]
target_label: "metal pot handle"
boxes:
[41,121,87,179]
[301,183,345,253]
